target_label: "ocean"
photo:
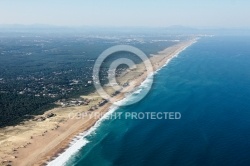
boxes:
[50,36,250,166]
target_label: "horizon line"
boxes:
[0,24,250,30]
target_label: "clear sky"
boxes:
[0,0,249,28]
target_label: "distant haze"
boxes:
[1,0,250,28]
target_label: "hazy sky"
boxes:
[0,0,249,28]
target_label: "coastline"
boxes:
[0,38,198,166]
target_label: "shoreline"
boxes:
[0,38,198,166]
[46,38,198,166]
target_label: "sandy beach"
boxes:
[0,38,197,166]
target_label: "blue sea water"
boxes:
[64,36,250,166]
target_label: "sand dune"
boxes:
[0,38,197,166]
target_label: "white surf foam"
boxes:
[46,105,119,166]
[115,74,153,106]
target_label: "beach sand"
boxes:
[0,38,197,166]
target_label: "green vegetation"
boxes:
[0,32,183,127]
